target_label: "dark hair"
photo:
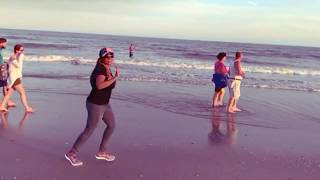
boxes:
[216,52,227,61]
[235,52,242,59]
[0,38,7,44]
[14,44,23,53]
[97,57,103,64]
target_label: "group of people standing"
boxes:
[212,52,244,113]
[0,38,33,113]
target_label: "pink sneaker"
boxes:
[65,151,83,167]
[95,151,115,162]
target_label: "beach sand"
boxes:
[0,77,320,180]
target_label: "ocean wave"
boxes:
[23,55,320,77]
[22,72,320,93]
[4,35,34,40]
[242,84,320,93]
[23,42,78,50]
[116,59,213,70]
[24,73,90,80]
[245,66,320,76]
[25,55,94,64]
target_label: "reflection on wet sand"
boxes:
[18,112,31,132]
[0,112,9,129]
[0,112,31,132]
[208,109,238,145]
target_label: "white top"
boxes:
[229,60,243,80]
[8,53,24,87]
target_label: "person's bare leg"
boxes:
[212,91,219,107]
[233,99,241,112]
[227,97,235,113]
[15,84,33,112]
[3,87,16,107]
[217,89,225,106]
[0,88,14,112]
[227,97,232,113]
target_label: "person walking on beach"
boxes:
[65,47,119,167]
[0,44,33,112]
[0,38,11,105]
[129,43,135,58]
[212,52,228,107]
[0,38,18,109]
[227,52,245,113]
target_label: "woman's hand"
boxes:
[10,54,17,61]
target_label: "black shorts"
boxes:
[0,80,7,87]
[215,86,224,92]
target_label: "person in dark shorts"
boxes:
[129,43,135,58]
[0,38,16,108]
[0,38,8,87]
[0,44,33,112]
[65,47,119,167]
[212,52,228,107]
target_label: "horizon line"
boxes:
[1,27,319,49]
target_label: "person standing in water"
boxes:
[0,38,15,108]
[227,52,245,113]
[212,52,228,107]
[129,43,135,58]
[65,47,119,167]
[0,44,33,112]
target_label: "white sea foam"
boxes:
[25,55,94,64]
[244,66,320,76]
[22,55,320,77]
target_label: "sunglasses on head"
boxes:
[106,52,114,58]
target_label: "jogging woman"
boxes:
[65,47,119,166]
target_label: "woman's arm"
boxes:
[10,53,24,68]
[95,67,119,90]
[220,64,228,75]
[215,63,228,74]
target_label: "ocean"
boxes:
[1,28,320,93]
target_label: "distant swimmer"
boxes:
[129,43,135,58]
[227,52,245,113]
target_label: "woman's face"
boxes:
[17,47,24,54]
[101,53,114,65]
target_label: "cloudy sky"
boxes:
[0,0,319,46]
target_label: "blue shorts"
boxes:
[0,80,7,87]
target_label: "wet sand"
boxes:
[0,78,320,180]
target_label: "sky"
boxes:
[0,0,319,47]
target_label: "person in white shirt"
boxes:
[227,52,245,113]
[0,44,33,112]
